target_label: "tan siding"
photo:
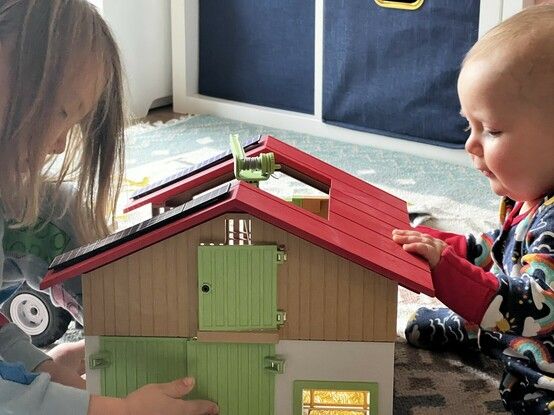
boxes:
[336,259,350,341]
[113,258,129,335]
[348,262,364,341]
[128,255,141,335]
[139,247,154,336]
[165,237,179,336]
[309,243,325,340]
[323,253,338,340]
[83,214,397,341]
[152,242,166,336]
[103,265,115,334]
[362,267,376,340]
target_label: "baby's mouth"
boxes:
[480,169,494,178]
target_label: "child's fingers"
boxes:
[183,400,220,415]
[160,378,195,398]
[401,242,430,255]
[392,233,426,244]
[392,229,424,239]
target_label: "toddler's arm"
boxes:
[415,225,498,270]
[399,203,554,335]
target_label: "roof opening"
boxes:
[259,171,329,219]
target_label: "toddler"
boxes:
[393,5,554,414]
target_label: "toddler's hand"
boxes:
[392,229,447,269]
[123,377,218,415]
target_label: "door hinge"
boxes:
[276,310,287,327]
[276,250,287,264]
[264,356,285,374]
[89,351,111,370]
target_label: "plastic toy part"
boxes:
[230,134,280,183]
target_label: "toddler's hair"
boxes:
[462,5,554,107]
[464,4,554,65]
[0,0,125,243]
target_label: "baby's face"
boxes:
[458,58,554,202]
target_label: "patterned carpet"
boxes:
[118,115,507,413]
[394,334,508,414]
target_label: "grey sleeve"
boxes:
[0,373,90,415]
[0,323,51,371]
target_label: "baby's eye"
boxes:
[485,130,502,137]
[463,124,471,132]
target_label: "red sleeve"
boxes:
[432,246,500,324]
[416,225,468,258]
[0,313,9,327]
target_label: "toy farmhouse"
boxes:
[41,135,432,414]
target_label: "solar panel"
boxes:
[49,182,233,271]
[130,135,262,200]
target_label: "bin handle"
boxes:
[374,0,424,11]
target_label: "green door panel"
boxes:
[97,337,277,415]
[99,337,187,397]
[198,245,278,331]
[187,342,275,415]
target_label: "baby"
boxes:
[393,5,554,414]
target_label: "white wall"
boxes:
[91,0,173,118]
[275,340,395,415]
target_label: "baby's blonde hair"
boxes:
[0,0,125,243]
[463,5,554,107]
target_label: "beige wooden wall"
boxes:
[83,214,397,342]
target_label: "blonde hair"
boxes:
[462,5,554,106]
[0,0,125,243]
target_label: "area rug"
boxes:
[64,114,508,414]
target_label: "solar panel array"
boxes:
[49,182,233,271]
[130,135,262,200]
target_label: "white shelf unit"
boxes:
[90,0,173,118]
[171,0,526,166]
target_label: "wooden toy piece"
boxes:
[41,134,432,414]
[290,195,329,218]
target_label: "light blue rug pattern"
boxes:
[124,114,499,234]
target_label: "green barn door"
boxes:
[187,342,276,415]
[198,245,280,331]
[96,337,188,397]
[94,338,278,415]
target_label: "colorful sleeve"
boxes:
[433,201,554,332]
[416,225,499,270]
[479,201,554,336]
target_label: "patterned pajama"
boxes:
[406,196,554,414]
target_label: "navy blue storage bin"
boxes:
[199,0,315,114]
[323,1,480,148]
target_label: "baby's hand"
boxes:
[392,229,447,269]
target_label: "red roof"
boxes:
[41,135,433,295]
